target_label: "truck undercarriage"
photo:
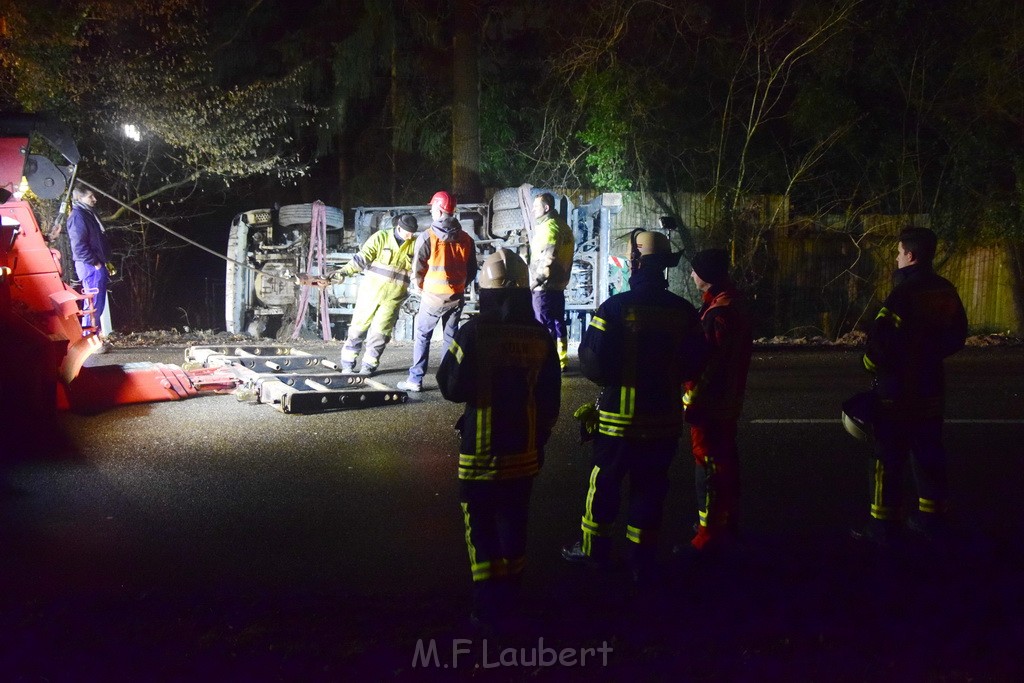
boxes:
[225,186,624,342]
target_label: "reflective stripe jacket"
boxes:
[683,283,754,423]
[411,218,477,305]
[437,290,561,481]
[333,227,415,302]
[579,268,708,440]
[529,212,574,291]
[863,263,968,418]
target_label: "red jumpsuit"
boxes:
[684,283,753,550]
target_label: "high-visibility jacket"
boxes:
[579,268,708,440]
[529,212,574,291]
[437,290,561,481]
[411,218,477,305]
[683,283,754,423]
[863,263,967,419]
[333,227,415,303]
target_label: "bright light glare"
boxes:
[123,124,141,142]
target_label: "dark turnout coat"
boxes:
[579,267,708,440]
[437,290,561,481]
[863,263,968,419]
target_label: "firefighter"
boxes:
[329,213,419,375]
[529,192,575,371]
[562,230,708,582]
[682,248,754,553]
[851,226,968,545]
[397,191,477,393]
[437,248,561,627]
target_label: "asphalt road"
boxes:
[2,343,1023,680]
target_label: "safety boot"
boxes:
[359,364,378,377]
[556,338,569,372]
[561,538,611,569]
[850,518,901,548]
[340,362,355,374]
[906,512,951,544]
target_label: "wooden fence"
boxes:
[557,189,1020,336]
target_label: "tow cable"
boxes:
[75,178,298,286]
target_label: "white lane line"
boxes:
[751,419,1024,424]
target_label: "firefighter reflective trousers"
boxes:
[460,477,533,619]
[869,416,948,521]
[579,434,676,559]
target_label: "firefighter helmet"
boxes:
[841,391,878,442]
[480,248,529,289]
[630,230,671,259]
[629,230,681,268]
[429,191,456,214]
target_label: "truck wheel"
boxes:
[277,203,344,229]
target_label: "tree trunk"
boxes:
[336,100,349,213]
[451,0,482,203]
[390,18,399,204]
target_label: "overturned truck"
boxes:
[225,187,624,342]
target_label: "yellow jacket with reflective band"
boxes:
[333,228,414,302]
[436,294,561,481]
[529,212,574,291]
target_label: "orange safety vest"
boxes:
[422,230,474,298]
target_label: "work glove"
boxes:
[573,402,599,444]
[682,388,695,408]
[296,273,330,288]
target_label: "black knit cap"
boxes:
[691,248,730,286]
[392,213,421,232]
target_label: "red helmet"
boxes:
[429,191,456,214]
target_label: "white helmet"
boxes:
[480,248,529,289]
[841,391,878,442]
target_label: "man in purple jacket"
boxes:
[66,185,111,333]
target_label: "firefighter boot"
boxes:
[561,536,612,569]
[906,511,951,545]
[850,518,902,548]
[627,542,658,586]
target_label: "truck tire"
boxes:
[490,187,523,212]
[489,207,529,239]
[277,203,344,229]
